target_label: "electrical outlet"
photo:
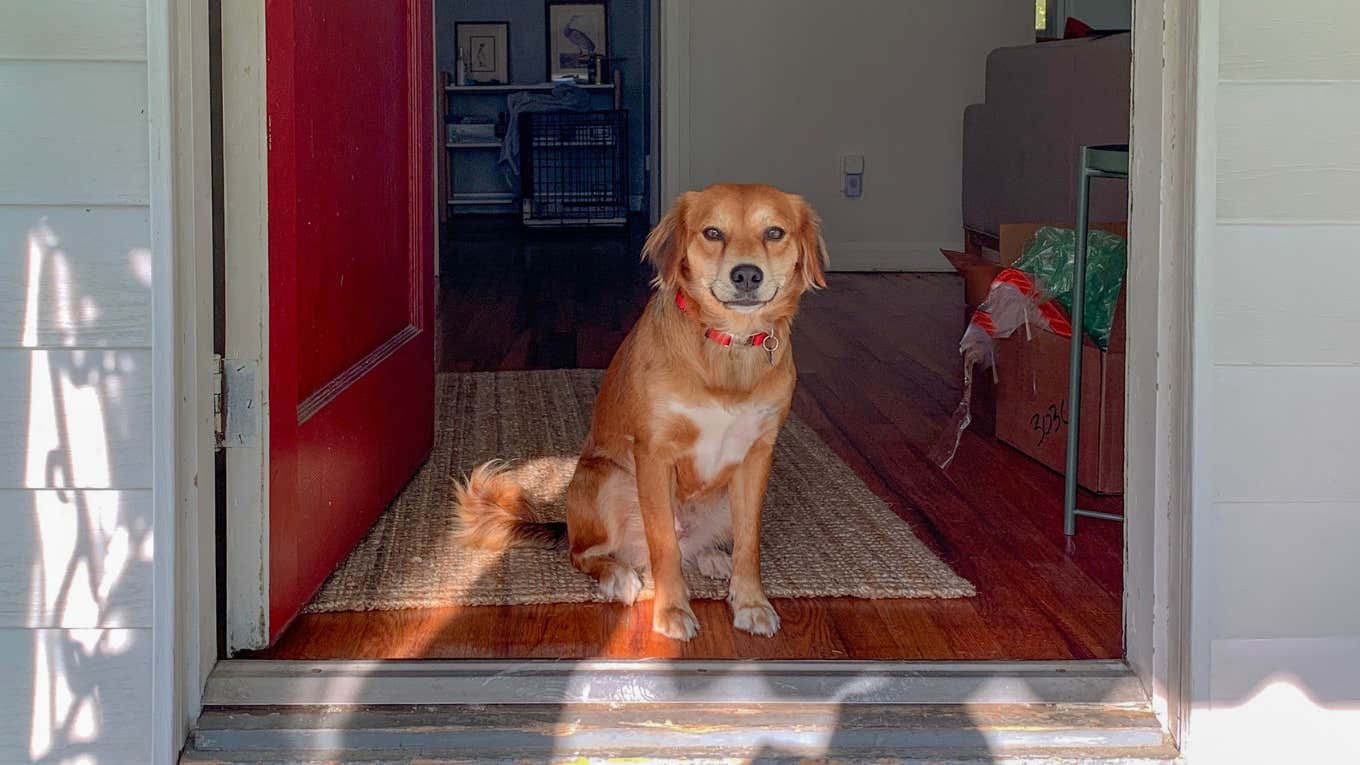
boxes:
[842,155,864,197]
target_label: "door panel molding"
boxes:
[297,325,421,424]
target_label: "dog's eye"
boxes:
[702,227,723,241]
[765,226,786,241]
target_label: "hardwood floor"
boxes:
[255,217,1124,661]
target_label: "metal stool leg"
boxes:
[1064,144,1129,535]
[1063,154,1090,536]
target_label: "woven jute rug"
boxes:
[304,370,973,612]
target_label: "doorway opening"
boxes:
[223,0,1137,665]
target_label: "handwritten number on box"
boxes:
[1030,400,1069,446]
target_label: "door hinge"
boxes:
[212,353,225,448]
[213,354,260,450]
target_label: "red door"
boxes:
[265,0,435,640]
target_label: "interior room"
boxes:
[241,0,1137,663]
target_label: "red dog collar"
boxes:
[675,291,777,351]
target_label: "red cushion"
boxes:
[1064,17,1095,38]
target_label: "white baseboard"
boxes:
[826,241,960,273]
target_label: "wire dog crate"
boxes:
[520,110,628,227]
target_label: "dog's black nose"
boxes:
[730,264,764,291]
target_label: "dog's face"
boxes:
[643,184,829,319]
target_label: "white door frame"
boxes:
[647,0,664,225]
[148,0,219,760]
[658,0,690,211]
[156,0,1201,756]
[218,0,272,655]
[1124,0,1198,738]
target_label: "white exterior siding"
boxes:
[1217,0,1360,81]
[1191,1,1360,760]
[1216,82,1360,223]
[0,61,150,205]
[0,1,155,763]
[0,207,154,347]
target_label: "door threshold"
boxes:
[205,659,1148,707]
[194,660,1175,762]
[187,703,1175,763]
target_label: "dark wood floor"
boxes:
[258,216,1124,661]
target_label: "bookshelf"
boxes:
[438,73,621,217]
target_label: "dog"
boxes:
[455,183,828,640]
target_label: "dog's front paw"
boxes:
[652,602,700,641]
[598,565,642,605]
[732,600,781,637]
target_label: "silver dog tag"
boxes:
[762,334,780,366]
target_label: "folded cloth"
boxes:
[499,82,592,191]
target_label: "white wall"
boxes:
[674,0,1033,271]
[1189,0,1360,761]
[0,1,156,762]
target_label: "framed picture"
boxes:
[546,2,607,80]
[456,22,510,84]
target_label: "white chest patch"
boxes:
[667,400,777,482]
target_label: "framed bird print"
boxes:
[546,2,607,81]
[456,22,510,84]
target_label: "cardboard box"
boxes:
[993,222,1126,495]
[940,248,1003,308]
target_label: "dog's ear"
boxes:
[641,192,691,290]
[793,196,830,290]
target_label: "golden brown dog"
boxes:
[455,183,828,640]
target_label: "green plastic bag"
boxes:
[1011,226,1127,350]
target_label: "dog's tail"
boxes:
[454,461,567,551]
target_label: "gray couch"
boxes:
[962,33,1131,251]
